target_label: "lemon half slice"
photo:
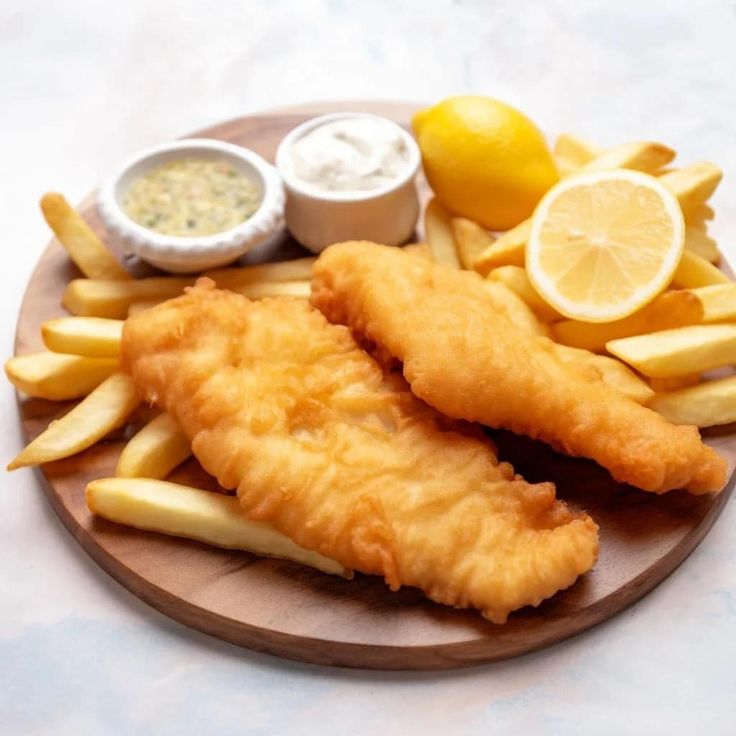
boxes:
[526,169,685,322]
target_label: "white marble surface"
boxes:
[2,1,735,733]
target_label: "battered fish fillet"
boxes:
[122,281,598,623]
[311,242,727,495]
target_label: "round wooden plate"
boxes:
[13,102,735,670]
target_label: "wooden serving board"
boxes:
[13,102,736,670]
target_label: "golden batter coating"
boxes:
[122,281,598,623]
[311,241,726,495]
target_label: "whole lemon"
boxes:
[412,96,559,230]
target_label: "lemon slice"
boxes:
[526,169,685,322]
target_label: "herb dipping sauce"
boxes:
[122,158,262,237]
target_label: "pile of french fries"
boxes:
[424,134,736,429]
[6,193,347,577]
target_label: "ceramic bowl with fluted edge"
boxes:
[97,139,285,273]
[275,113,421,253]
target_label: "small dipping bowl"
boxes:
[98,139,285,273]
[275,113,421,253]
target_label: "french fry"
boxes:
[659,162,723,213]
[650,374,701,392]
[86,477,349,576]
[40,193,131,280]
[125,281,311,314]
[672,249,731,288]
[63,277,195,319]
[472,221,529,274]
[205,257,315,290]
[487,265,562,321]
[481,281,550,338]
[7,372,140,470]
[555,283,736,353]
[552,290,705,353]
[116,412,191,479]
[402,242,434,260]
[552,343,654,404]
[554,133,602,163]
[41,317,123,358]
[234,281,310,299]
[685,203,715,229]
[648,375,736,427]
[607,324,736,378]
[684,226,719,264]
[694,284,736,323]
[451,217,496,269]
[553,134,602,176]
[127,300,164,317]
[582,141,676,174]
[424,198,460,268]
[5,353,118,401]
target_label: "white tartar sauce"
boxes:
[286,117,411,192]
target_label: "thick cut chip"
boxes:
[116,412,192,479]
[41,317,123,358]
[696,284,736,323]
[126,282,310,316]
[232,281,310,300]
[473,221,529,274]
[649,374,701,393]
[648,376,736,427]
[128,300,165,317]
[685,203,715,229]
[552,290,705,353]
[553,133,602,176]
[87,478,348,576]
[63,277,195,319]
[8,372,140,469]
[580,141,675,174]
[122,282,599,623]
[659,162,722,214]
[5,352,117,400]
[553,285,736,352]
[672,250,731,289]
[205,257,315,290]
[451,218,496,270]
[607,324,736,378]
[424,198,461,268]
[40,193,131,280]
[684,227,719,263]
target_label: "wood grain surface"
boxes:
[11,102,735,670]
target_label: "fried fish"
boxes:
[122,280,599,623]
[311,241,727,495]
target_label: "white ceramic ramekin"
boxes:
[98,139,285,273]
[275,113,421,253]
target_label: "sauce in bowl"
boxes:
[122,158,262,237]
[283,116,412,193]
[275,112,420,252]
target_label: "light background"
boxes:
[2,1,735,733]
